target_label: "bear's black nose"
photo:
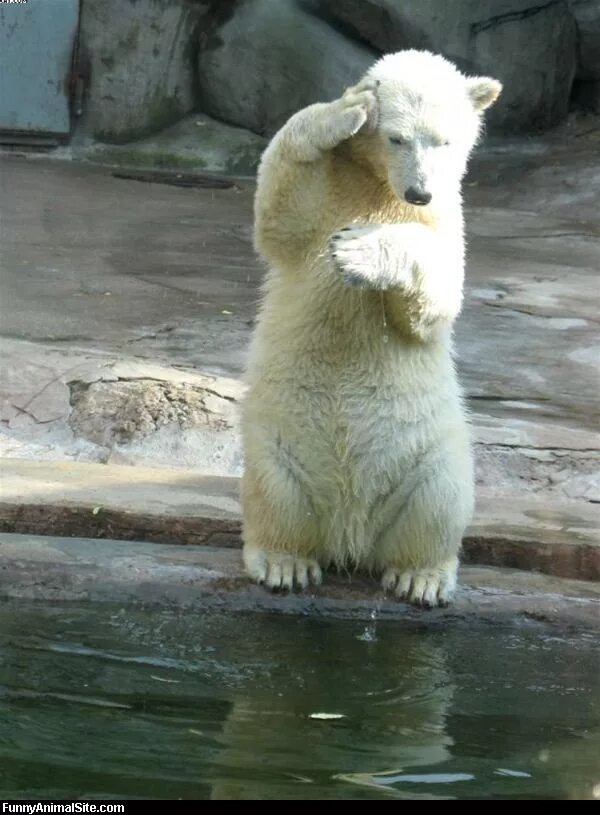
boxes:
[405,187,432,206]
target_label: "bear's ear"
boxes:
[466,77,502,112]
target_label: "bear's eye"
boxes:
[389,136,406,146]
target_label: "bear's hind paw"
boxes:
[244,549,323,592]
[381,562,458,608]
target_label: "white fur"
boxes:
[241,50,501,607]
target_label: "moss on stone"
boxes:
[86,112,266,175]
[94,93,185,145]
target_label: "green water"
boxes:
[0,601,598,800]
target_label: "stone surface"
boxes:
[571,0,600,112]
[0,120,598,579]
[69,379,233,445]
[0,342,244,474]
[0,156,256,372]
[65,0,588,148]
[1,460,598,580]
[197,0,376,136]
[571,79,600,112]
[68,375,242,473]
[466,495,600,579]
[0,459,242,547]
[303,0,578,131]
[0,533,598,630]
[84,113,267,176]
[571,0,600,79]
[77,0,201,143]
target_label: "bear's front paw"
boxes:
[337,79,380,136]
[381,560,458,608]
[330,224,403,290]
[330,225,418,291]
[330,225,376,288]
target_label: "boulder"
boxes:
[85,113,267,176]
[570,0,600,111]
[303,0,578,131]
[68,377,242,475]
[570,0,600,79]
[197,0,376,137]
[78,0,201,143]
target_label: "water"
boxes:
[357,607,379,642]
[1,601,598,800]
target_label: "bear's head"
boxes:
[363,50,501,208]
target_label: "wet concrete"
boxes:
[1,533,598,631]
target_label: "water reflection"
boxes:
[0,603,598,800]
[212,626,454,799]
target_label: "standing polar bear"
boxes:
[242,50,501,606]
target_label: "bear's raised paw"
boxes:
[338,79,380,135]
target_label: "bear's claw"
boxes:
[243,549,323,592]
[381,562,458,608]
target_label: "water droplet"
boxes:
[379,292,389,344]
[357,606,379,642]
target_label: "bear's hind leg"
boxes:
[242,465,323,592]
[375,449,473,608]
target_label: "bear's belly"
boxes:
[244,332,468,562]
[268,375,465,560]
[288,386,448,492]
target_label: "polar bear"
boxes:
[241,50,501,607]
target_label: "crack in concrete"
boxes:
[481,301,600,323]
[67,375,238,403]
[479,442,600,454]
[8,403,60,426]
[18,360,88,413]
[487,232,596,240]
[472,1,562,35]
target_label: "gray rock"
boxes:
[571,78,600,112]
[69,379,236,445]
[304,0,578,131]
[78,0,201,143]
[84,113,267,176]
[68,378,242,475]
[470,1,577,131]
[570,0,600,79]
[197,0,376,136]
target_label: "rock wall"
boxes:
[292,0,578,133]
[570,0,600,112]
[77,0,597,146]
[78,0,202,143]
[197,0,376,137]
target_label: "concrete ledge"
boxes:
[1,459,599,580]
[0,533,598,631]
[0,459,242,546]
